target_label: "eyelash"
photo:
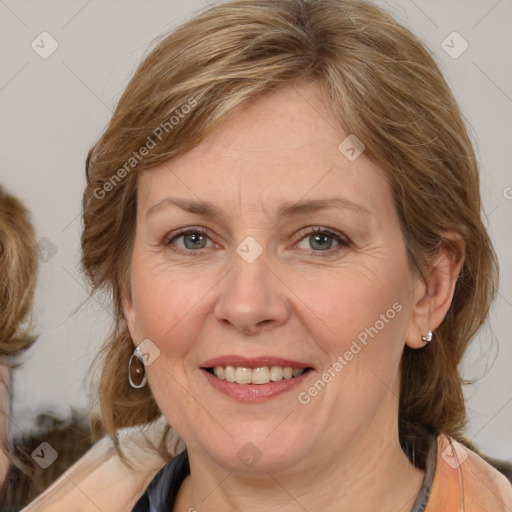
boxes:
[164,226,350,257]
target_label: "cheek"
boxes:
[129,258,196,348]
[307,261,411,371]
[299,267,411,425]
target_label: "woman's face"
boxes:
[125,82,423,474]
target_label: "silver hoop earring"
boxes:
[421,330,433,343]
[128,347,147,388]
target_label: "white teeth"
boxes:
[283,367,293,379]
[251,367,270,384]
[210,365,306,384]
[213,366,225,379]
[270,366,283,381]
[225,365,236,382]
[235,367,252,384]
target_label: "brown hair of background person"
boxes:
[0,186,38,358]
[0,185,39,506]
[80,0,501,471]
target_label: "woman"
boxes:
[26,0,512,510]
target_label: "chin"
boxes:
[194,427,312,474]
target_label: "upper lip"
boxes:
[201,355,313,369]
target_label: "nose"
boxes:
[213,243,290,336]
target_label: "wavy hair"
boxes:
[0,187,38,357]
[0,185,38,500]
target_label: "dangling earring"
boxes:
[128,345,147,388]
[421,330,433,343]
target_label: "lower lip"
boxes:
[201,369,311,402]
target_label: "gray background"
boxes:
[1,0,511,460]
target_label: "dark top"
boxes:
[131,434,437,512]
[131,449,190,512]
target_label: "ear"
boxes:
[405,235,465,349]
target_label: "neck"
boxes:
[174,393,425,512]
[0,360,12,484]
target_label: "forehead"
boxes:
[137,82,392,217]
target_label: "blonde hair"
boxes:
[81,0,498,467]
[0,187,38,357]
[0,185,38,482]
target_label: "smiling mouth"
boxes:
[204,365,314,385]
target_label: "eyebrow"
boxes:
[145,196,372,221]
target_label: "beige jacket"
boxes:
[21,415,178,512]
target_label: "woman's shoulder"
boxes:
[427,433,512,511]
[21,416,173,512]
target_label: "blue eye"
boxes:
[164,226,349,256]
[165,228,212,254]
[296,227,349,254]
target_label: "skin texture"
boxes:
[124,82,463,512]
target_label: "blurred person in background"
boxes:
[0,187,99,510]
[0,184,39,508]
